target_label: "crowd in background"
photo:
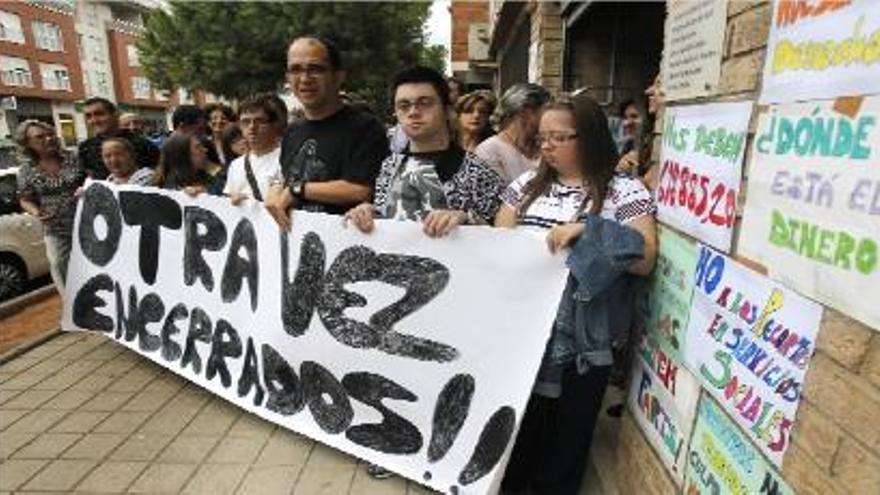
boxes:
[14,34,664,495]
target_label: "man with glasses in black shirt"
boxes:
[265,35,388,228]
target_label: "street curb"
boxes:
[0,284,57,320]
[0,326,61,365]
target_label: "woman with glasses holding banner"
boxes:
[495,94,657,494]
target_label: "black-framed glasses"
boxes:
[394,97,439,114]
[538,132,579,145]
[287,63,332,78]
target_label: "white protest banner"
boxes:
[684,394,794,495]
[739,97,880,331]
[61,182,569,494]
[760,0,880,104]
[627,334,701,485]
[683,244,822,467]
[655,101,753,252]
[661,0,729,101]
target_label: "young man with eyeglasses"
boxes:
[224,94,288,203]
[265,35,388,228]
[345,65,503,239]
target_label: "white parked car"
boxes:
[0,165,50,301]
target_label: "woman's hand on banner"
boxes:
[546,222,585,254]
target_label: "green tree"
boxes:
[139,1,444,117]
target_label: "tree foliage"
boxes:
[139,2,447,116]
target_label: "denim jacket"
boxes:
[534,214,645,397]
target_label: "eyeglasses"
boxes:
[287,63,332,78]
[239,116,270,128]
[394,97,439,114]
[538,132,579,145]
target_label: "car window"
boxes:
[0,174,21,215]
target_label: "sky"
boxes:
[426,0,452,74]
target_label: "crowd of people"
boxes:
[15,34,664,494]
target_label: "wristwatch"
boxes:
[289,179,306,200]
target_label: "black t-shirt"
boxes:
[77,129,160,180]
[280,105,388,214]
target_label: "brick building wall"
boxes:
[616,2,880,493]
[106,27,166,109]
[451,0,487,64]
[0,2,84,101]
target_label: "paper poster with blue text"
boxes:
[683,245,822,467]
[641,225,699,363]
[655,101,753,252]
[61,182,569,494]
[761,0,880,104]
[684,394,794,495]
[627,333,701,485]
[740,96,880,331]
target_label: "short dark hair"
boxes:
[238,93,289,131]
[83,97,117,114]
[204,103,236,122]
[172,104,205,129]
[391,65,451,107]
[294,35,343,70]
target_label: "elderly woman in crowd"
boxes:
[454,90,496,152]
[102,136,155,186]
[474,83,551,185]
[15,120,86,291]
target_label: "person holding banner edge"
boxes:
[344,65,503,238]
[495,94,657,494]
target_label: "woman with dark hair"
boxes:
[155,134,224,195]
[617,74,664,187]
[220,123,248,166]
[496,94,657,494]
[454,90,495,152]
[611,99,645,157]
[205,103,236,165]
[474,83,550,184]
[15,120,86,292]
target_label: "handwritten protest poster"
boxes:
[761,0,880,104]
[642,225,699,363]
[661,0,728,101]
[740,97,880,331]
[61,182,569,494]
[656,101,753,252]
[683,245,822,467]
[627,334,701,485]
[684,394,794,495]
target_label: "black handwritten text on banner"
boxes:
[62,182,568,494]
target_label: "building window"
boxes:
[39,63,71,91]
[126,44,140,67]
[33,20,64,52]
[131,76,151,99]
[0,56,33,87]
[0,11,25,44]
[155,89,170,101]
[58,113,77,147]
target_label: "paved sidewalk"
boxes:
[0,332,614,494]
